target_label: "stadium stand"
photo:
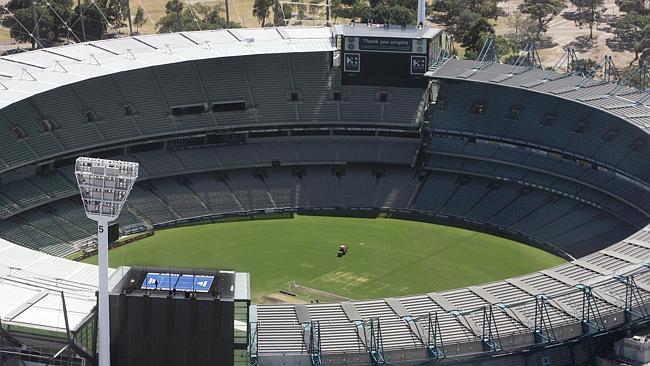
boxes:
[2,27,650,366]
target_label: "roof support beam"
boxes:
[428,293,482,337]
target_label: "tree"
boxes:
[359,3,415,24]
[571,0,605,39]
[2,0,73,46]
[93,0,128,28]
[273,1,292,25]
[133,6,145,33]
[615,0,650,15]
[72,0,108,41]
[464,33,518,61]
[574,57,597,74]
[612,12,650,65]
[308,0,320,19]
[156,1,239,32]
[507,10,537,43]
[518,0,566,39]
[434,0,500,23]
[253,0,274,26]
[453,9,482,36]
[461,17,493,51]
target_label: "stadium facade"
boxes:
[0,25,649,365]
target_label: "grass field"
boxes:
[84,215,564,302]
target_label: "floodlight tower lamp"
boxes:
[75,157,138,366]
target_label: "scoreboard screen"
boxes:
[141,272,215,292]
[340,30,436,87]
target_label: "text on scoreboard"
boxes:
[345,36,427,54]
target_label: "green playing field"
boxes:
[84,215,565,302]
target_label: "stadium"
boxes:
[1,16,650,366]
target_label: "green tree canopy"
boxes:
[253,0,274,26]
[518,0,566,38]
[156,1,238,32]
[2,0,73,46]
[133,6,146,33]
[433,0,500,23]
[615,0,650,15]
[72,0,108,41]
[612,11,650,65]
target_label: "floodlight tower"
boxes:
[75,157,139,366]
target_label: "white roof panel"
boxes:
[282,26,333,39]
[0,282,39,319]
[11,292,94,330]
[42,43,115,61]
[0,238,107,331]
[0,27,334,109]
[180,29,240,45]
[230,28,283,41]
[88,38,155,54]
[134,33,199,50]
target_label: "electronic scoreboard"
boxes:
[334,24,445,87]
[108,266,250,366]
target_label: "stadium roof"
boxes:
[429,58,650,132]
[0,27,335,109]
[0,238,113,332]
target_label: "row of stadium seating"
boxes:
[0,52,423,173]
[0,198,145,257]
[433,79,650,181]
[0,137,419,219]
[3,130,646,234]
[1,163,633,258]
[424,145,648,227]
[0,124,642,259]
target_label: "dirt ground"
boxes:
[257,283,352,304]
[494,0,635,67]
[131,0,259,35]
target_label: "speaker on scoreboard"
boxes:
[108,222,119,245]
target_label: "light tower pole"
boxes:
[75,157,139,366]
[417,0,425,27]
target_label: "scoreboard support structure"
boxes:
[108,267,250,366]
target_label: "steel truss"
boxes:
[481,306,502,353]
[577,55,620,86]
[510,42,542,74]
[473,35,499,70]
[0,292,96,366]
[428,33,455,73]
[305,321,322,366]
[533,295,557,344]
[473,35,498,70]
[610,64,650,96]
[426,312,445,359]
[249,321,259,366]
[368,318,385,365]
[578,285,606,334]
[615,275,649,322]
[543,48,579,80]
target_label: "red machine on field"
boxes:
[337,244,349,257]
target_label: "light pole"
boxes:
[75,157,139,366]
